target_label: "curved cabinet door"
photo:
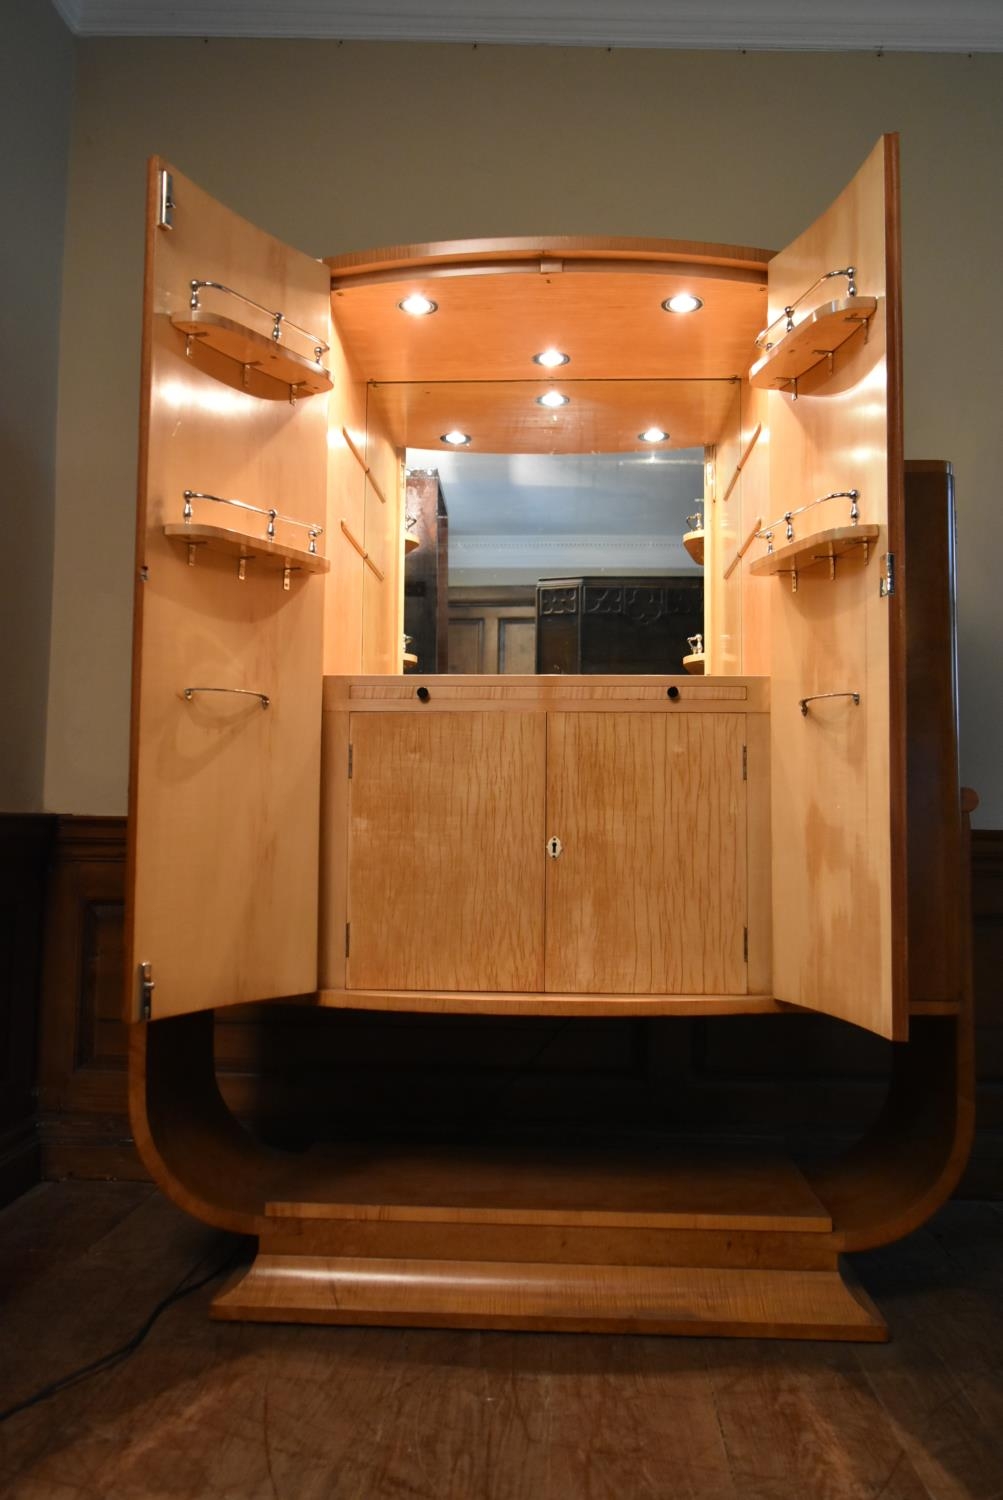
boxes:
[764,135,906,1039]
[126,160,329,1020]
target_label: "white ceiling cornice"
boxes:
[50,0,1003,51]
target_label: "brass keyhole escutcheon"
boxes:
[547,836,563,859]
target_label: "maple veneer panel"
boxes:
[128,161,328,1018]
[347,711,546,991]
[323,309,367,675]
[737,383,773,677]
[368,376,742,455]
[706,384,744,674]
[545,713,747,994]
[361,396,403,674]
[265,1141,831,1232]
[765,136,903,1039]
[330,257,768,385]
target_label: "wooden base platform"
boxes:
[213,1255,887,1341]
[209,1140,883,1340]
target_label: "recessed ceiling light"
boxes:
[533,349,570,368]
[662,292,703,314]
[440,430,471,446]
[639,427,669,443]
[398,293,438,317]
[536,390,570,408]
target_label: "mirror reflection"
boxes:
[390,376,730,676]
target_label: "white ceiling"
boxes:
[51,0,1003,51]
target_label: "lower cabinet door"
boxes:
[346,711,546,991]
[545,712,749,994]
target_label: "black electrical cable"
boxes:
[0,1237,242,1426]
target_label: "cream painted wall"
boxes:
[46,41,1003,821]
[1,0,73,810]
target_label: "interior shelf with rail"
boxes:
[164,489,329,582]
[748,266,877,392]
[171,278,333,400]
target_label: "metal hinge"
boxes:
[742,744,748,781]
[879,552,896,598]
[743,927,749,963]
[156,169,174,230]
[348,743,353,778]
[138,961,155,1020]
[345,922,351,957]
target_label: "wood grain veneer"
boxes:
[346,711,547,992]
[544,712,748,995]
[765,135,905,1040]
[127,159,328,1021]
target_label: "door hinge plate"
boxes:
[345,922,351,957]
[348,743,353,778]
[156,169,174,230]
[742,744,748,781]
[880,552,896,597]
[743,927,749,963]
[138,961,155,1020]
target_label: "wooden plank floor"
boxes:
[1,1184,1002,1499]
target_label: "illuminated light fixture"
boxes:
[639,427,669,443]
[536,390,570,408]
[662,292,703,314]
[398,293,438,317]
[440,430,471,446]
[533,348,570,368]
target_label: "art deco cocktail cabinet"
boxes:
[126,136,973,1339]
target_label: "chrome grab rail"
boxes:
[758,490,859,553]
[184,687,270,709]
[799,691,860,717]
[182,490,323,553]
[754,267,858,350]
[188,279,330,362]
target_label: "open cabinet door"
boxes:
[125,160,330,1020]
[764,136,906,1039]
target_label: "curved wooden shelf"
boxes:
[748,524,879,579]
[749,296,878,390]
[402,652,419,668]
[683,652,706,675]
[404,532,420,553]
[164,523,330,575]
[683,529,704,566]
[170,308,333,399]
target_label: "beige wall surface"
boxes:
[46,40,1003,822]
[1,0,74,810]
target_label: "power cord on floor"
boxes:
[0,1237,242,1425]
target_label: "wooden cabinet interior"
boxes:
[127,140,972,1338]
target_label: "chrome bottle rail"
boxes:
[188,279,330,363]
[758,490,860,553]
[182,490,323,553]
[754,266,858,350]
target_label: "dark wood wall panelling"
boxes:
[0,815,55,1205]
[30,816,1003,1194]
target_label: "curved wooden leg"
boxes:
[129,1010,275,1236]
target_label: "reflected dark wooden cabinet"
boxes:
[536,577,703,674]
